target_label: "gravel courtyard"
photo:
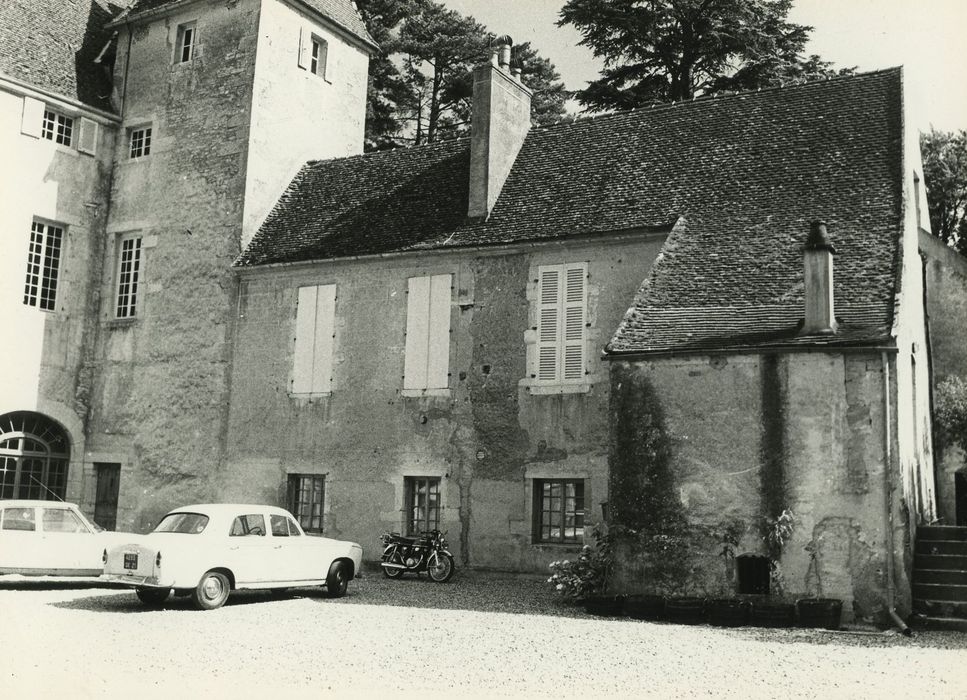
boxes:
[3,570,966,699]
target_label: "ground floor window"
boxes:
[0,412,69,500]
[405,477,440,535]
[533,478,585,544]
[737,554,771,594]
[287,474,324,533]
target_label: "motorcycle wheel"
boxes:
[382,562,404,579]
[427,552,455,583]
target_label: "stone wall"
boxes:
[921,231,967,524]
[0,82,117,500]
[227,234,666,570]
[607,352,911,624]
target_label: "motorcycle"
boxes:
[379,529,455,582]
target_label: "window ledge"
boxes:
[522,382,592,395]
[289,392,332,402]
[105,317,138,329]
[401,388,450,398]
[531,542,585,550]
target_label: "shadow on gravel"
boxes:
[0,578,126,591]
[48,587,331,613]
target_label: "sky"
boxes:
[439,0,967,133]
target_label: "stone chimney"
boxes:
[468,36,532,220]
[800,221,838,335]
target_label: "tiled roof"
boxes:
[238,70,905,352]
[0,0,130,112]
[121,0,375,48]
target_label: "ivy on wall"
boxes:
[759,354,791,559]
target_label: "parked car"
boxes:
[101,503,363,610]
[0,500,134,577]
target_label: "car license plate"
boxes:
[124,553,138,570]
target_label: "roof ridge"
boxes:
[530,67,903,135]
[305,136,471,167]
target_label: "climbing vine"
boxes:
[935,375,967,459]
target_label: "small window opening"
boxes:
[177,23,196,63]
[737,554,771,594]
[310,37,328,78]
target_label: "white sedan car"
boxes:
[0,500,134,577]
[101,503,363,610]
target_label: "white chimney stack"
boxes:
[468,36,532,220]
[800,221,838,335]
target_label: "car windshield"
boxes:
[153,512,209,534]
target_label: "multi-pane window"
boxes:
[287,474,324,533]
[292,284,336,395]
[129,127,152,158]
[0,412,70,501]
[23,221,63,311]
[536,263,588,384]
[41,109,73,146]
[533,479,585,544]
[403,274,451,392]
[405,477,440,535]
[310,37,328,78]
[176,22,196,63]
[115,236,142,318]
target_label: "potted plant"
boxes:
[749,510,797,627]
[623,593,666,621]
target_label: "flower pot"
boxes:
[665,596,707,625]
[797,598,843,630]
[623,594,666,621]
[750,601,796,628]
[707,598,750,627]
[583,594,625,617]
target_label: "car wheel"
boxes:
[325,561,350,598]
[427,552,455,583]
[135,587,170,607]
[192,570,231,610]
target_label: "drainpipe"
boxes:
[882,351,913,636]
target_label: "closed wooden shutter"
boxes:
[537,263,587,383]
[77,117,98,155]
[292,284,336,394]
[537,265,561,382]
[404,274,451,390]
[21,97,44,138]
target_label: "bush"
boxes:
[546,529,612,600]
[936,375,967,457]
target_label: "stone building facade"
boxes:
[0,0,944,622]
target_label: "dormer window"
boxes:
[176,22,197,63]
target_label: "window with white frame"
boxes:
[129,126,152,158]
[115,235,142,318]
[287,474,324,533]
[310,36,328,78]
[292,284,336,395]
[298,28,329,79]
[403,274,451,392]
[41,109,73,146]
[405,477,441,535]
[536,262,588,384]
[23,220,64,311]
[176,22,197,63]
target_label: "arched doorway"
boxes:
[0,412,70,500]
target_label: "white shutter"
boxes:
[77,117,98,155]
[312,284,336,393]
[537,265,562,382]
[292,285,336,394]
[21,96,44,138]
[426,274,451,389]
[562,264,587,381]
[297,27,309,69]
[318,39,329,79]
[403,276,430,390]
[292,286,318,394]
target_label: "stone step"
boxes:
[912,568,967,586]
[917,525,967,541]
[912,583,967,603]
[915,540,967,556]
[913,599,967,618]
[914,554,967,571]
[909,614,967,632]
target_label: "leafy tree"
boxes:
[357,0,569,148]
[935,375,967,458]
[921,129,967,255]
[559,0,852,111]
